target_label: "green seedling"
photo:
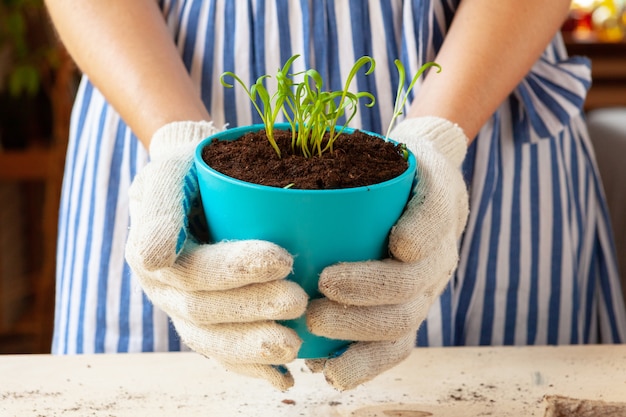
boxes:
[220,71,283,156]
[221,55,440,159]
[385,60,442,141]
[221,55,375,158]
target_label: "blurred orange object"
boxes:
[564,0,625,42]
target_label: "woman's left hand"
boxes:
[305,117,470,391]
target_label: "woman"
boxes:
[45,0,625,391]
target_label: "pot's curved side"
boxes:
[194,124,417,358]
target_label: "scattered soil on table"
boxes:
[543,395,626,417]
[201,128,409,190]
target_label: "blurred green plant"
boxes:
[0,0,58,97]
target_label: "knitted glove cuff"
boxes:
[390,116,468,167]
[150,120,221,159]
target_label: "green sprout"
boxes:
[221,55,440,159]
[220,71,283,156]
[385,60,441,141]
[221,55,375,158]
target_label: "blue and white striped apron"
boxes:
[52,0,626,354]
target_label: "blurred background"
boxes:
[564,0,626,42]
[1,0,77,354]
[1,1,625,354]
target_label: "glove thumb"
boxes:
[127,121,220,271]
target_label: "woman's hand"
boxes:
[305,117,469,391]
[125,121,309,391]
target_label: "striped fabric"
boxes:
[52,0,626,355]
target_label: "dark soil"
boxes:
[201,129,409,190]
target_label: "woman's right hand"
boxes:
[125,121,308,391]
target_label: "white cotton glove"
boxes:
[305,116,469,391]
[125,121,309,391]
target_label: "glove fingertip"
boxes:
[222,362,295,391]
[225,240,294,283]
[304,358,327,374]
[323,336,414,391]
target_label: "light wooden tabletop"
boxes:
[1,345,625,416]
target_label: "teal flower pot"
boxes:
[194,123,417,358]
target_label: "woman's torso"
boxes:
[51,0,625,354]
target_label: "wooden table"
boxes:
[1,345,625,416]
